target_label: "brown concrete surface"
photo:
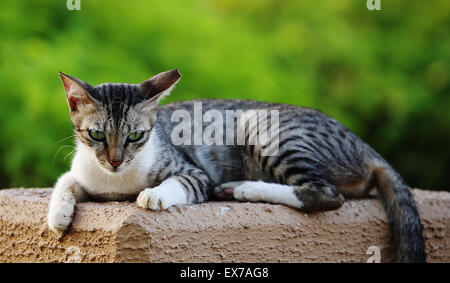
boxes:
[0,188,448,262]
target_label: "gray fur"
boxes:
[62,72,426,263]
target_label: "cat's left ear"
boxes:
[138,69,181,108]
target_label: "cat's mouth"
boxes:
[97,160,129,175]
[110,167,123,173]
[103,165,127,175]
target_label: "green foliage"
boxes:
[0,0,448,189]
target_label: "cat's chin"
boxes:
[98,164,129,176]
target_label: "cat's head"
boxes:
[59,69,181,174]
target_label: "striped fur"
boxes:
[48,71,425,262]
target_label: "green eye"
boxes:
[88,130,106,141]
[127,131,144,142]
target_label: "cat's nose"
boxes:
[110,160,122,168]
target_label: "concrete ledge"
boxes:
[0,188,448,262]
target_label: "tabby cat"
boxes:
[48,69,425,262]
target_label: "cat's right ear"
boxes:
[59,72,96,112]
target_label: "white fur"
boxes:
[136,178,188,210]
[47,172,79,232]
[232,181,303,209]
[71,129,159,198]
[48,129,160,232]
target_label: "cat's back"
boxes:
[156,99,341,136]
[158,99,315,114]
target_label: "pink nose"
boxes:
[110,160,122,168]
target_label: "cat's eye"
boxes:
[88,130,106,141]
[127,131,144,142]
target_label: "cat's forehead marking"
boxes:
[94,83,142,105]
[93,83,145,128]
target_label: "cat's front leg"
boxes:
[47,172,88,233]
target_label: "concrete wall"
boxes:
[0,188,448,262]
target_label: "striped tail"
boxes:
[370,160,426,262]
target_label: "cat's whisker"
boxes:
[55,134,76,144]
[63,148,76,163]
[53,145,75,163]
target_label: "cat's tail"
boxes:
[367,154,426,262]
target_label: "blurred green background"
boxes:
[0,0,448,190]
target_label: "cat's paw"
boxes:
[47,197,75,233]
[137,188,166,210]
[214,181,247,200]
[135,187,173,210]
[215,181,265,201]
[137,179,188,211]
[233,181,262,201]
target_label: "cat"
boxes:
[48,69,426,262]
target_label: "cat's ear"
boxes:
[59,72,97,112]
[138,69,181,107]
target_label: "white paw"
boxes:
[137,188,168,210]
[137,179,188,211]
[233,182,262,201]
[47,197,75,233]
